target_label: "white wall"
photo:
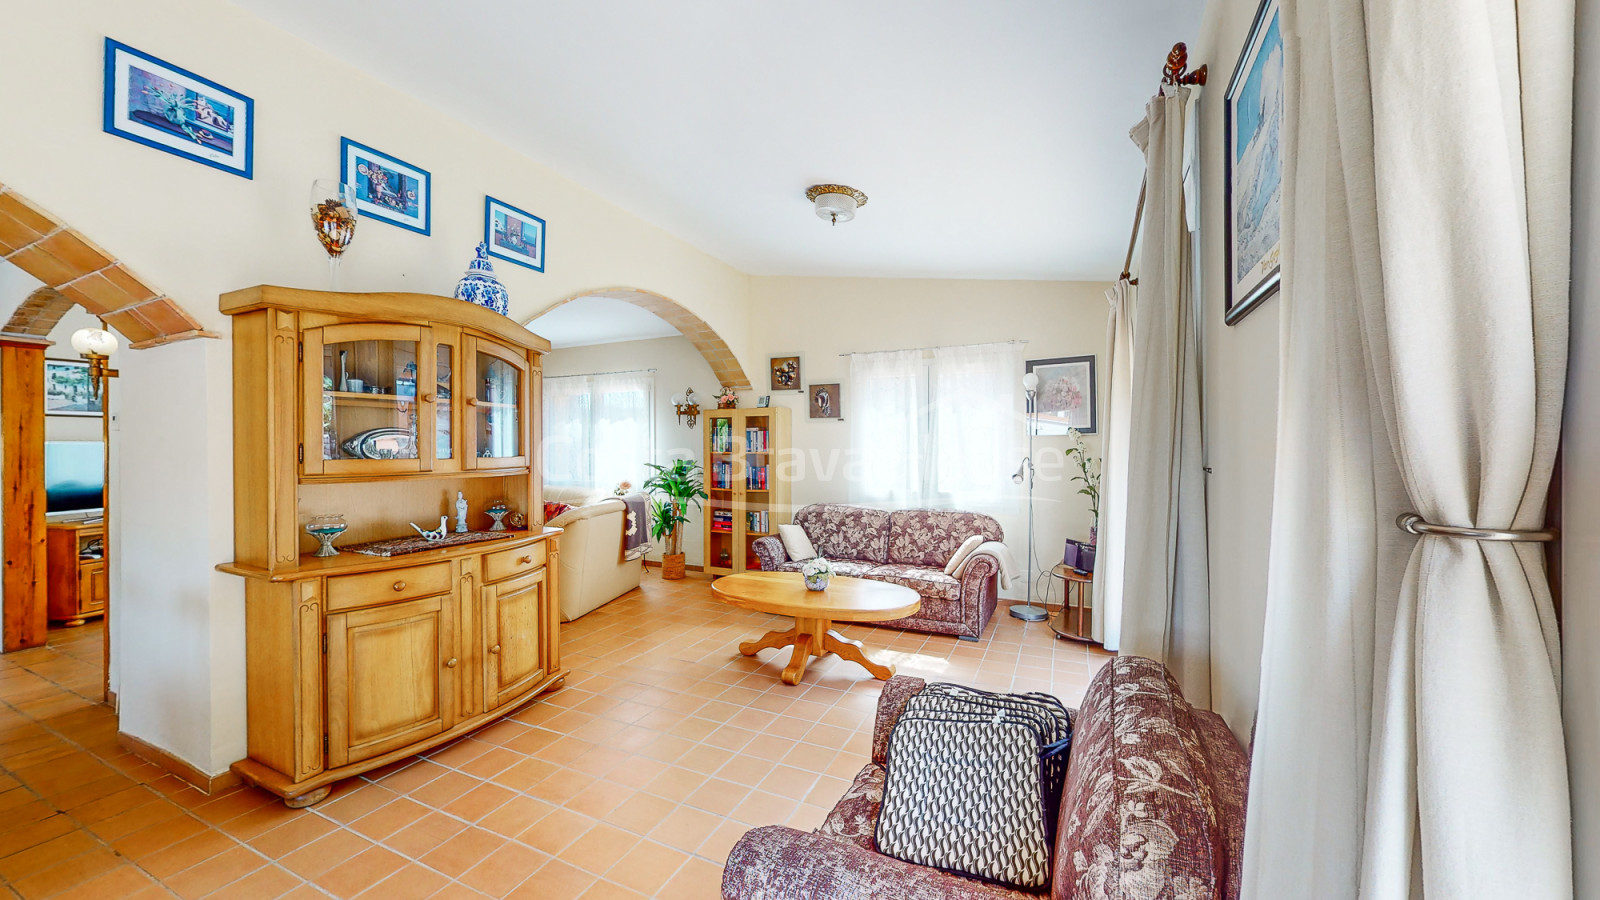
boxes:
[1187,0,1282,740]
[541,334,719,567]
[746,276,1110,601]
[2,0,754,776]
[1564,0,1600,893]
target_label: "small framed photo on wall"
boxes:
[769,355,802,392]
[808,383,841,419]
[45,360,102,417]
[103,38,254,178]
[341,138,431,234]
[484,196,546,272]
[1025,356,1096,434]
[1223,0,1283,325]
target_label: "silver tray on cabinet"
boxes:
[340,427,418,460]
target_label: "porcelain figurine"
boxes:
[453,242,510,316]
[411,517,449,542]
[455,491,469,533]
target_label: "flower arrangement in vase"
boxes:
[801,556,834,591]
[714,386,738,409]
[1065,427,1102,562]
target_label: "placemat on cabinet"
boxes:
[346,531,516,557]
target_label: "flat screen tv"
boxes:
[45,441,104,515]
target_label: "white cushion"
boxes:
[778,524,818,562]
[943,535,986,576]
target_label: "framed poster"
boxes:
[1223,0,1283,325]
[340,138,431,234]
[484,196,546,272]
[1025,356,1096,435]
[45,360,101,417]
[103,38,254,178]
[808,383,841,419]
[769,355,802,392]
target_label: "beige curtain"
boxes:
[1094,278,1134,649]
[1242,1,1573,897]
[1119,86,1211,705]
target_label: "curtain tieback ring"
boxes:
[1396,513,1555,543]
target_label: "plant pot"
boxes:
[662,553,687,580]
[804,572,831,591]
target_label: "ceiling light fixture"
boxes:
[806,184,868,225]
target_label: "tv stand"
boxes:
[47,521,106,626]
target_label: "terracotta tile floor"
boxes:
[0,574,1112,899]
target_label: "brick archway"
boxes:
[528,288,751,390]
[0,184,214,347]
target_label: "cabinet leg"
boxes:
[283,786,330,809]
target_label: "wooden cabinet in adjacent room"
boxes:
[219,286,563,807]
[47,521,106,625]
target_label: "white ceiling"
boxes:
[232,0,1203,280]
[529,296,681,349]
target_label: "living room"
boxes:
[0,0,1596,899]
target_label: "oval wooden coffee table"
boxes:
[711,572,921,685]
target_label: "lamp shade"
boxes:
[813,191,858,224]
[1022,372,1039,392]
[70,328,119,357]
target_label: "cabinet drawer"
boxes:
[327,562,453,611]
[483,542,547,583]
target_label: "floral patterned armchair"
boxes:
[721,656,1250,900]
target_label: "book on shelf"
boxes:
[745,510,769,533]
[745,465,768,489]
[711,418,735,453]
[711,509,735,533]
[744,427,769,452]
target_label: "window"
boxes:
[543,370,654,491]
[848,342,1021,513]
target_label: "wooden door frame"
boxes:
[2,336,49,651]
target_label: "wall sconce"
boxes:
[71,327,120,402]
[671,387,700,427]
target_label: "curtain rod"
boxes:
[547,367,657,378]
[1121,44,1208,286]
[838,339,1028,359]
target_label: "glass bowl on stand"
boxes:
[305,514,348,557]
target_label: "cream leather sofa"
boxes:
[545,487,645,621]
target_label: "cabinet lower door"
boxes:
[79,562,107,614]
[326,595,456,768]
[482,570,546,710]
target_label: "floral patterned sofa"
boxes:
[752,504,1004,640]
[721,656,1250,900]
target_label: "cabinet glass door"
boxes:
[464,337,529,469]
[303,324,429,476]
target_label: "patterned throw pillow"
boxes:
[877,684,1072,891]
[543,501,573,521]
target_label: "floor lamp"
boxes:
[1010,372,1046,622]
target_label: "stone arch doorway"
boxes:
[0,184,213,345]
[527,287,751,390]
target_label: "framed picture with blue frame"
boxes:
[340,138,431,235]
[102,38,254,178]
[484,196,546,272]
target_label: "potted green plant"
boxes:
[643,458,708,580]
[1065,428,1102,570]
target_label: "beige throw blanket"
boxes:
[956,540,1017,589]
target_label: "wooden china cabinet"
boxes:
[219,286,563,807]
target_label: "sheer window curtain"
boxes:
[848,343,1021,521]
[1095,278,1134,650]
[849,349,926,508]
[542,370,655,493]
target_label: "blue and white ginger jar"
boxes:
[454,242,509,316]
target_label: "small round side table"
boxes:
[1048,564,1096,643]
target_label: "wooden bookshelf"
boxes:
[703,407,792,575]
